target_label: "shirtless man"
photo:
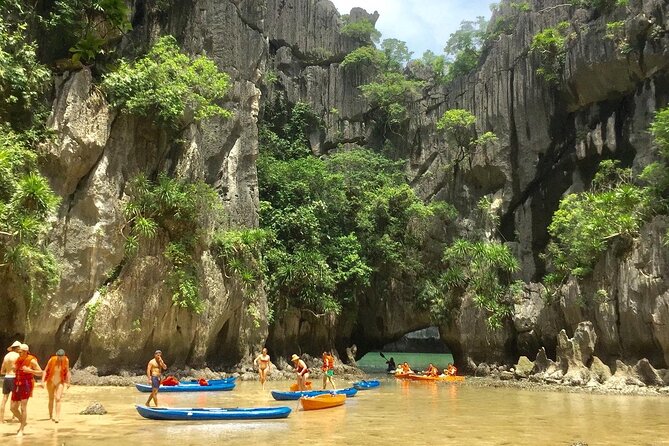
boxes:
[1,341,21,423]
[145,350,167,407]
[10,344,42,436]
[253,347,272,389]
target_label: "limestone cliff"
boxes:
[1,0,668,373]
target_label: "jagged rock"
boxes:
[475,363,491,377]
[634,359,663,386]
[573,322,597,365]
[589,357,612,384]
[532,348,554,375]
[499,371,515,381]
[80,402,107,415]
[514,356,534,378]
[345,345,357,365]
[605,360,645,389]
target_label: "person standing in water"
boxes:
[254,347,272,389]
[42,349,71,423]
[145,350,167,407]
[1,341,21,423]
[10,344,42,437]
[291,354,309,391]
[321,351,336,390]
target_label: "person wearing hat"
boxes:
[10,344,42,436]
[145,350,167,407]
[43,349,71,423]
[0,341,21,423]
[290,354,309,391]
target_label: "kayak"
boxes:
[289,381,313,391]
[407,374,465,382]
[394,372,413,379]
[299,394,346,411]
[270,387,357,401]
[135,405,291,420]
[135,378,236,393]
[352,379,380,390]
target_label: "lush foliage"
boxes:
[340,17,381,44]
[103,36,231,128]
[530,23,571,85]
[52,0,131,63]
[545,160,653,283]
[340,45,387,69]
[435,239,519,329]
[0,127,60,311]
[258,101,452,317]
[360,72,424,126]
[437,109,497,168]
[0,4,50,130]
[123,173,225,313]
[443,17,488,82]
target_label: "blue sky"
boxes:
[330,0,493,57]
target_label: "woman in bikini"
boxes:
[253,348,272,389]
[42,349,71,423]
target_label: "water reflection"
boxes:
[2,378,669,445]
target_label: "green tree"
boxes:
[0,126,60,312]
[545,160,653,284]
[443,17,488,81]
[530,23,571,85]
[123,173,225,313]
[436,109,497,168]
[102,36,231,128]
[341,17,381,44]
[380,38,413,71]
[360,72,424,127]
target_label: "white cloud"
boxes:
[330,0,493,56]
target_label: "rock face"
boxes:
[1,0,668,372]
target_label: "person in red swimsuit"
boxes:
[10,344,42,437]
[291,354,309,391]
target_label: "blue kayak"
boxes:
[135,405,291,420]
[135,378,236,393]
[271,387,358,401]
[353,380,380,390]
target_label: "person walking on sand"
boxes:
[10,344,42,437]
[1,341,21,423]
[291,354,309,391]
[321,351,336,390]
[43,349,71,423]
[145,350,167,407]
[254,347,272,389]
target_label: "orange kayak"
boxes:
[407,374,465,382]
[300,394,346,411]
[394,372,412,379]
[290,381,313,391]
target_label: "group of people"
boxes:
[387,358,458,377]
[254,348,337,391]
[0,341,71,436]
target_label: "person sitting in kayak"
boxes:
[446,363,457,376]
[425,363,440,377]
[401,362,412,373]
[385,357,396,373]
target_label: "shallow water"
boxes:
[2,377,668,445]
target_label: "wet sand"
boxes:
[3,377,669,445]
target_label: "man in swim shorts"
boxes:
[1,341,21,423]
[145,350,167,407]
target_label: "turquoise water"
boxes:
[357,351,454,372]
[3,377,669,445]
